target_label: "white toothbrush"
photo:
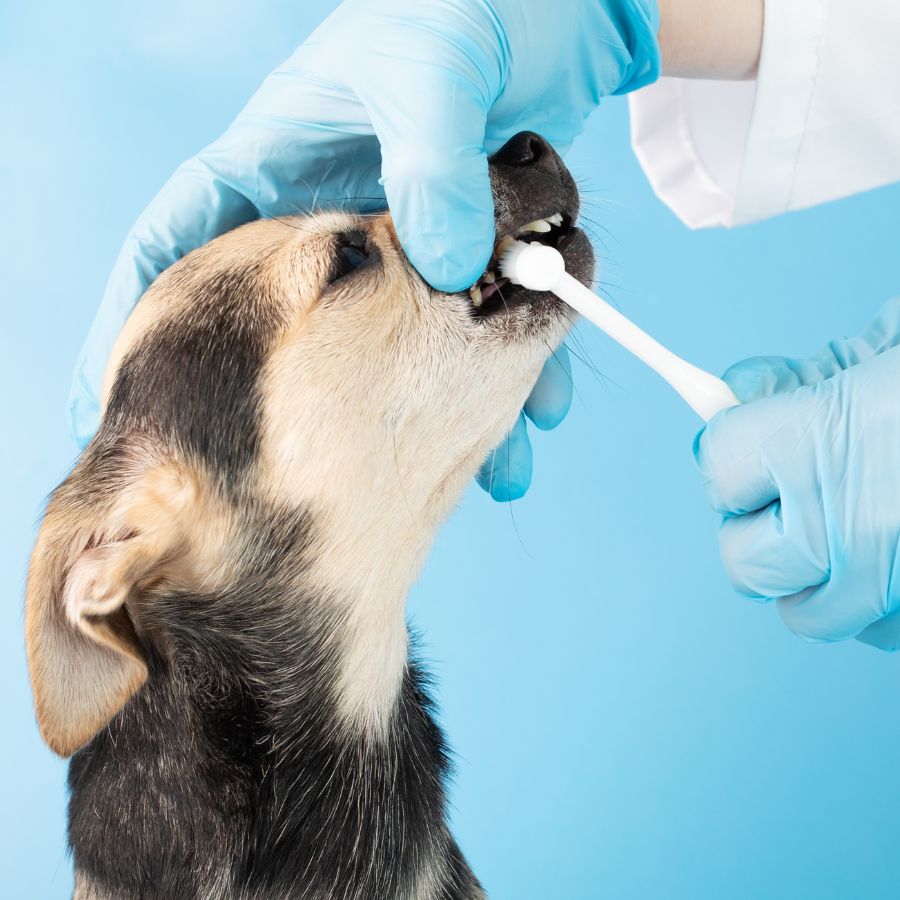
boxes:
[499,240,739,421]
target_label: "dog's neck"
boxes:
[310,508,435,739]
[67,500,483,900]
[273,457,475,739]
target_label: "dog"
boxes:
[26,131,594,899]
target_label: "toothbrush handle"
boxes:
[554,272,739,422]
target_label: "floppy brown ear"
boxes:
[26,462,196,756]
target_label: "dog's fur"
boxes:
[26,133,594,899]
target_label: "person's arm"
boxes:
[68,0,661,502]
[659,0,763,79]
[633,0,900,229]
[645,0,900,652]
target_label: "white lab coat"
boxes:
[629,0,900,228]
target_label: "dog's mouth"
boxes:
[466,211,576,318]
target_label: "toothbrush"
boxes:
[499,241,739,422]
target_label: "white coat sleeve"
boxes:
[629,0,900,228]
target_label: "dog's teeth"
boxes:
[519,219,552,234]
[483,271,496,284]
[495,235,516,257]
[547,213,564,226]
[469,284,484,307]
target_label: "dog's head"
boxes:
[27,132,594,754]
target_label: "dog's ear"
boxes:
[26,460,197,756]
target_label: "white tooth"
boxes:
[483,271,496,283]
[495,235,516,256]
[469,284,484,307]
[519,219,552,234]
[547,213,563,226]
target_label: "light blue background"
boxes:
[3,3,900,898]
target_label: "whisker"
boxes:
[494,282,512,318]
[485,445,497,498]
[545,342,575,390]
[544,340,587,413]
[578,224,612,256]
[555,309,619,392]
[563,340,625,399]
[578,214,619,248]
[594,282,629,312]
[579,194,629,208]
[391,428,416,523]
[259,212,306,231]
[504,434,532,559]
[559,332,607,384]
[558,318,597,370]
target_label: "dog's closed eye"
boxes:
[329,230,371,283]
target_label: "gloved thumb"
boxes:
[382,136,494,293]
[693,383,826,517]
[352,30,499,292]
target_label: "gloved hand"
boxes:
[69,0,660,501]
[694,298,900,650]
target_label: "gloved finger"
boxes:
[856,295,900,355]
[722,356,810,403]
[857,609,900,652]
[776,574,888,644]
[722,350,874,404]
[67,156,258,446]
[524,346,573,431]
[353,21,499,292]
[716,500,829,601]
[803,298,900,376]
[693,385,826,516]
[693,405,779,516]
[476,413,533,502]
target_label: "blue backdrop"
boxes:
[4,3,900,898]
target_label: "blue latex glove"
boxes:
[69,0,660,501]
[694,298,900,651]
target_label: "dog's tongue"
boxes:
[480,277,510,302]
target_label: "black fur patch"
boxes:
[68,550,481,898]
[104,262,280,483]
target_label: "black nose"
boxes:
[491,131,559,174]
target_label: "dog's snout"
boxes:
[487,131,578,254]
[491,131,559,175]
